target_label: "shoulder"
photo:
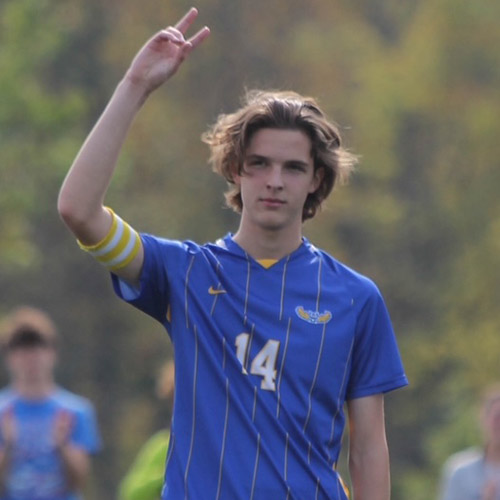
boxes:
[443,447,483,476]
[141,233,200,254]
[140,233,221,262]
[308,243,381,299]
[51,387,96,414]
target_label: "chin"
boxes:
[256,217,287,232]
[246,210,297,232]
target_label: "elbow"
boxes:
[57,192,99,236]
[57,192,82,230]
[57,192,73,225]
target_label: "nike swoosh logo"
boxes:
[208,286,227,295]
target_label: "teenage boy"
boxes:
[0,307,101,500]
[58,8,407,499]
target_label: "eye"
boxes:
[286,163,307,173]
[247,157,267,168]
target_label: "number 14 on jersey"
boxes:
[235,333,280,391]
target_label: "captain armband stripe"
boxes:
[77,208,141,271]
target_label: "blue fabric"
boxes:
[439,448,500,500]
[0,387,101,500]
[113,233,407,500]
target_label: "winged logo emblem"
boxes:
[295,306,332,324]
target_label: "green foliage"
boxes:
[1,0,499,498]
[0,0,89,270]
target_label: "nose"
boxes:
[266,164,284,190]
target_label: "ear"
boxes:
[309,166,324,193]
[232,163,242,185]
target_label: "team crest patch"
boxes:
[295,306,332,324]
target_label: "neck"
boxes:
[233,217,303,260]
[13,379,55,400]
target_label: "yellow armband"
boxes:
[77,208,141,271]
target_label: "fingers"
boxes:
[187,26,211,50]
[158,26,187,45]
[163,8,210,54]
[148,7,209,63]
[174,7,199,35]
[54,410,74,446]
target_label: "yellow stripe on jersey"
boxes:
[257,259,278,269]
[77,207,141,271]
[338,474,350,498]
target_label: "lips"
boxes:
[260,198,285,207]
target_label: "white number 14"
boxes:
[235,333,280,391]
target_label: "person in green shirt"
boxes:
[119,361,175,500]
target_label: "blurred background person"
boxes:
[118,359,175,500]
[439,384,500,500]
[0,306,101,500]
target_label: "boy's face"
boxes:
[234,128,322,233]
[6,344,56,385]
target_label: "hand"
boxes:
[0,407,17,448]
[53,410,74,449]
[125,7,210,95]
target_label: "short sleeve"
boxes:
[111,234,193,327]
[346,284,408,399]
[70,400,101,454]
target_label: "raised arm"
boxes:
[57,7,210,286]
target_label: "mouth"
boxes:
[260,198,286,207]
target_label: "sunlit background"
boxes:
[1,0,499,498]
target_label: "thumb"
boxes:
[180,41,194,59]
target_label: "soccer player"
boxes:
[0,306,101,500]
[58,7,407,499]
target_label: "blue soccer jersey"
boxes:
[113,233,407,500]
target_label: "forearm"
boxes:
[349,442,390,500]
[58,9,209,245]
[57,443,90,492]
[58,77,148,242]
[347,395,391,500]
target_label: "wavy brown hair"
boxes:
[202,90,358,221]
